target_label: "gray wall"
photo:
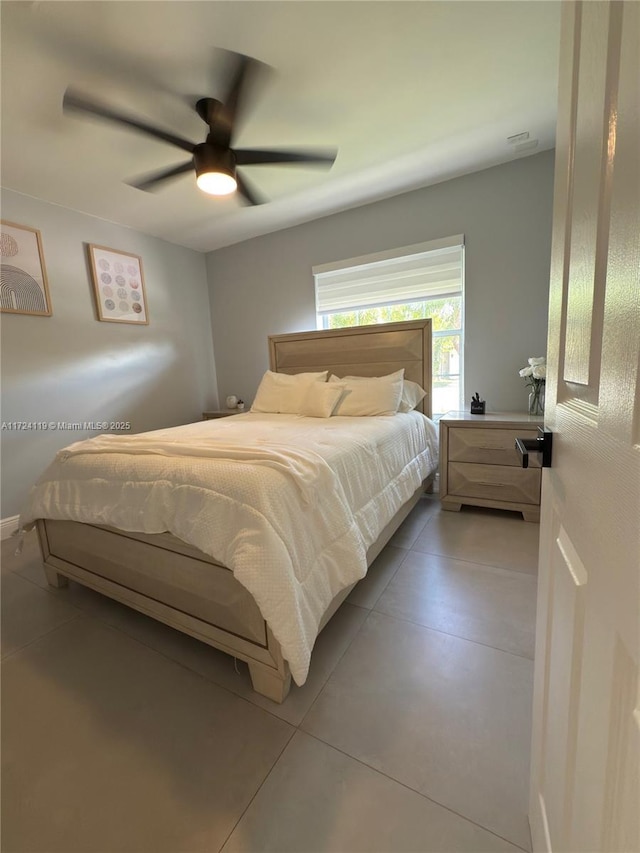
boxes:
[1,189,218,517]
[1,151,554,515]
[207,150,554,415]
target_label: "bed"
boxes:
[23,320,437,702]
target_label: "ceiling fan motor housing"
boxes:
[194,144,236,180]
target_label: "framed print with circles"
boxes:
[88,244,148,324]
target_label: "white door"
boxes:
[529,2,639,852]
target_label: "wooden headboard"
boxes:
[268,319,432,418]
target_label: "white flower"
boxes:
[519,356,546,386]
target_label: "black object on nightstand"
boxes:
[470,392,486,415]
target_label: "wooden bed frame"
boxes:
[36,319,434,703]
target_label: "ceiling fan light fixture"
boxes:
[194,144,237,196]
[196,171,237,195]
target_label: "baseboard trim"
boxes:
[529,791,552,852]
[1,515,20,540]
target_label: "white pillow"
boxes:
[398,379,427,413]
[329,369,404,416]
[299,382,346,418]
[251,370,328,414]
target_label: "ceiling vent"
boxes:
[507,131,530,145]
[507,131,539,156]
[513,139,539,155]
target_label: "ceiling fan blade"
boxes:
[222,53,253,115]
[63,89,196,154]
[234,148,338,167]
[126,160,194,192]
[209,52,263,148]
[235,171,267,206]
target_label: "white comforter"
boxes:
[21,412,438,684]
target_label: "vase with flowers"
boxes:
[519,357,546,416]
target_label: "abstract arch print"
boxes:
[0,265,48,312]
[0,221,52,316]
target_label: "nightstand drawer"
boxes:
[448,462,541,505]
[449,427,541,467]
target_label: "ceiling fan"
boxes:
[63,52,337,205]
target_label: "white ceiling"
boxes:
[1,1,561,253]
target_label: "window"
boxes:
[313,235,464,417]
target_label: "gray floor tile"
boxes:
[302,611,533,850]
[1,528,41,578]
[1,570,79,659]
[223,731,523,853]
[388,495,440,549]
[413,506,540,574]
[58,588,369,727]
[3,498,538,853]
[1,618,292,853]
[375,550,537,658]
[347,545,407,609]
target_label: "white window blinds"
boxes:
[314,235,464,318]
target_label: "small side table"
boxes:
[202,409,246,420]
[439,411,543,522]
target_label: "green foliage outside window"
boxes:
[325,297,462,382]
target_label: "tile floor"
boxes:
[1,495,540,853]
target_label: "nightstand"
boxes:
[439,411,544,522]
[202,409,246,419]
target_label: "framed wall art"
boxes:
[0,220,53,316]
[88,244,149,325]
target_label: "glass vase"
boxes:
[528,384,545,416]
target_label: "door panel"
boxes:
[599,2,640,442]
[529,2,639,851]
[541,521,587,851]
[600,637,639,853]
[564,1,614,392]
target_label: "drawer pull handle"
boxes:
[476,481,508,487]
